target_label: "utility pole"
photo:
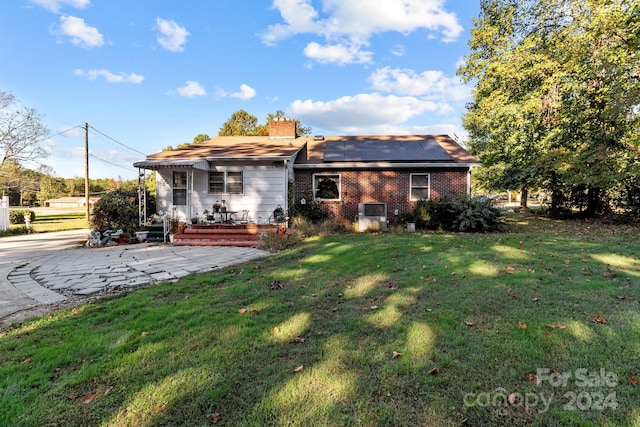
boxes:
[85,122,90,221]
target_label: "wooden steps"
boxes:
[173,224,272,247]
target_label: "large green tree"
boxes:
[460,0,640,214]
[218,110,312,136]
[218,110,262,136]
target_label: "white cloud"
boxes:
[304,41,373,65]
[289,93,440,133]
[391,44,405,57]
[176,81,206,97]
[262,0,463,64]
[54,15,103,48]
[262,0,323,46]
[74,69,144,84]
[155,18,189,52]
[218,84,256,101]
[370,67,470,101]
[29,0,89,13]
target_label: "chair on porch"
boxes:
[206,214,221,224]
[234,210,250,224]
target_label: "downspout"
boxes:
[283,159,289,213]
[467,167,472,196]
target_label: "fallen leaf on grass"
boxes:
[602,270,616,278]
[505,266,516,274]
[464,320,474,327]
[294,365,304,373]
[271,327,279,335]
[529,373,541,386]
[291,336,305,344]
[21,357,31,365]
[428,367,439,375]
[239,308,247,314]
[212,413,221,423]
[0,332,6,339]
[268,280,283,290]
[518,321,527,329]
[508,393,517,405]
[140,331,148,337]
[630,377,637,385]
[593,315,606,324]
[549,322,567,329]
[392,351,402,359]
[83,393,96,404]
[370,305,378,310]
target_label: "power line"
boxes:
[88,153,138,172]
[88,125,147,156]
[49,125,84,138]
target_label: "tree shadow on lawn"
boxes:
[2,219,639,426]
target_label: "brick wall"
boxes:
[294,168,469,221]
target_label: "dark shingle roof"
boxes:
[296,134,478,165]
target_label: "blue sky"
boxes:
[1,0,480,180]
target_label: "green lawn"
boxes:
[29,213,90,232]
[2,212,89,235]
[1,215,638,426]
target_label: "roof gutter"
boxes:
[205,156,290,161]
[294,162,481,169]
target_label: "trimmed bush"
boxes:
[409,195,504,233]
[9,210,35,224]
[289,193,329,224]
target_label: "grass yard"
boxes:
[0,214,638,426]
[2,211,89,235]
[28,213,90,233]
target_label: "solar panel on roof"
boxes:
[324,138,453,162]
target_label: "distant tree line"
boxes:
[0,158,152,207]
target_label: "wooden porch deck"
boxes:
[173,223,278,247]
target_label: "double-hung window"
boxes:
[209,170,243,194]
[313,174,340,200]
[173,171,187,205]
[410,173,430,201]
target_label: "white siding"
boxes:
[155,164,290,224]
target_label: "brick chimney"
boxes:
[269,117,297,139]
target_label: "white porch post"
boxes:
[188,169,194,219]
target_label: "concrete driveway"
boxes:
[0,230,269,329]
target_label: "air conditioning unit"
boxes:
[358,202,387,231]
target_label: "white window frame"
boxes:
[410,173,431,201]
[173,171,187,205]
[313,173,341,201]
[209,170,244,195]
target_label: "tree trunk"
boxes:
[520,186,528,209]
[585,187,607,217]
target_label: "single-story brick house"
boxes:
[133,119,479,228]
